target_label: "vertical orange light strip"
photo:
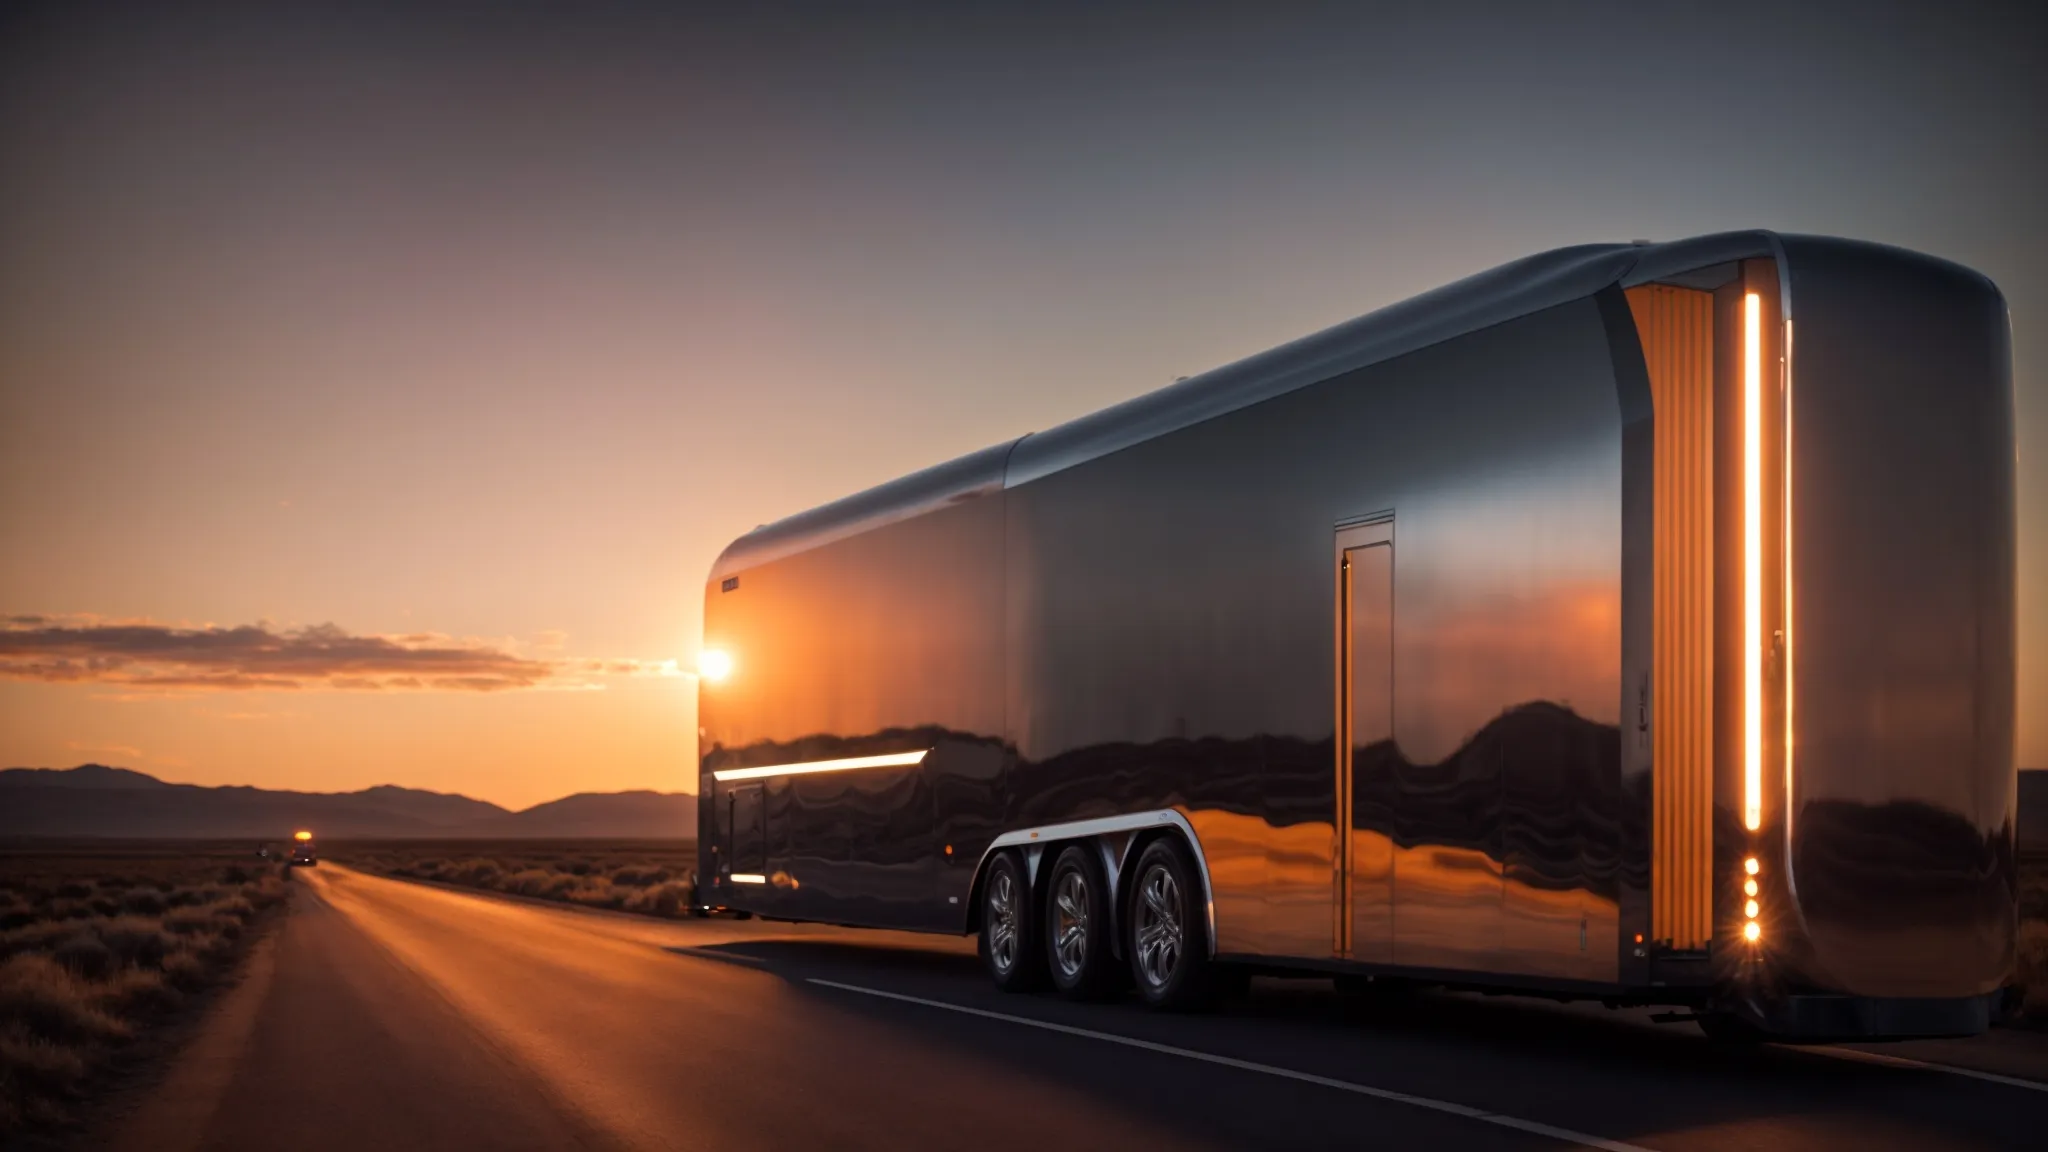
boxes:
[1743,292,1763,832]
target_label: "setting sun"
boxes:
[697,648,735,683]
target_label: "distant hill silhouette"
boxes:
[479,791,700,838]
[0,764,696,839]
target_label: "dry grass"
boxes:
[0,843,289,1136]
[331,840,701,919]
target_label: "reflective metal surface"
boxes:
[1771,236,2016,999]
[698,232,2013,1017]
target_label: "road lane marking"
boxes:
[1810,1046,2048,1094]
[806,979,1657,1152]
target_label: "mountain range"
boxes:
[0,764,697,839]
[2,763,2040,847]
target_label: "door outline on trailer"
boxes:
[1334,516,1394,962]
[728,783,765,879]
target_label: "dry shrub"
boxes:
[95,967,180,1016]
[452,860,503,887]
[0,955,128,1045]
[611,866,670,888]
[165,885,224,909]
[0,922,79,962]
[92,917,173,970]
[42,899,89,922]
[626,881,693,918]
[164,906,242,941]
[0,1021,88,1105]
[50,935,114,982]
[567,882,623,910]
[161,951,210,992]
[504,870,573,900]
[117,889,165,916]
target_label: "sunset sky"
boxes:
[2,2,2042,808]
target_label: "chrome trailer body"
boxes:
[697,231,2016,1040]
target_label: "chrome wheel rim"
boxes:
[1053,868,1090,979]
[988,869,1018,973]
[1134,863,1183,989]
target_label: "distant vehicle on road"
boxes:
[696,232,2018,1043]
[287,830,319,867]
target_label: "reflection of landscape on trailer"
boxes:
[697,232,2018,1041]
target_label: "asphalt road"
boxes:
[93,865,2048,1152]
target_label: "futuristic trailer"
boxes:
[697,231,2017,1041]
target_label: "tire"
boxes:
[1125,836,1218,1011]
[1045,845,1119,999]
[978,851,1047,992]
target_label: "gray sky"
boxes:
[1,0,2042,802]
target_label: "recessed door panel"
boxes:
[1336,522,1395,962]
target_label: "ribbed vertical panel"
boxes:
[1627,285,1715,951]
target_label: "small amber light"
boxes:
[1744,899,1760,919]
[1743,921,1761,942]
[1633,933,1643,944]
[1743,878,1759,897]
[1744,857,1760,876]
[944,844,953,856]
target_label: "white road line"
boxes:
[806,979,1657,1152]
[1810,1046,2048,1094]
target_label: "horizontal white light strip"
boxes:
[711,749,929,782]
[729,873,767,884]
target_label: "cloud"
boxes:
[1,616,557,693]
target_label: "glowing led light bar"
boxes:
[1744,857,1759,876]
[1743,291,1764,832]
[729,873,767,884]
[1743,921,1761,943]
[1744,878,1758,898]
[711,749,930,782]
[1744,899,1760,919]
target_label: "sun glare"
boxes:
[698,648,735,682]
